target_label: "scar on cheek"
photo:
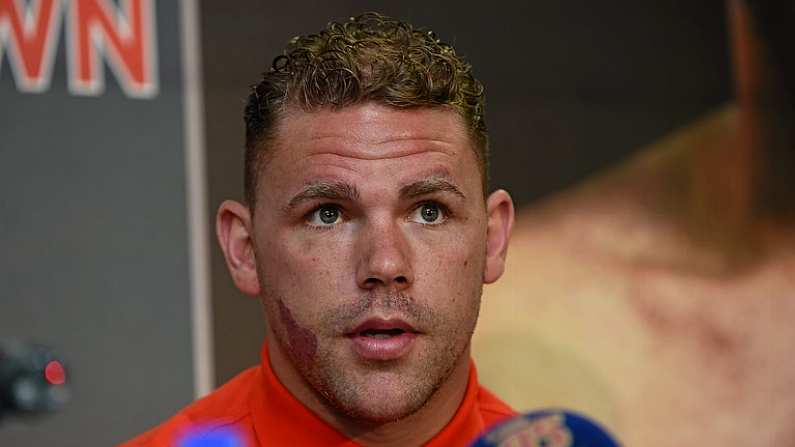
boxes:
[277,299,318,368]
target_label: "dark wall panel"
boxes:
[0,1,195,445]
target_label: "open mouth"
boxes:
[347,318,417,338]
[358,328,406,338]
[346,318,419,360]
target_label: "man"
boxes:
[122,12,515,447]
[474,0,795,445]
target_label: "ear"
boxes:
[483,189,515,284]
[216,200,261,296]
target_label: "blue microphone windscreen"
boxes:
[471,409,621,447]
[178,426,244,447]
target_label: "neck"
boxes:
[266,333,471,447]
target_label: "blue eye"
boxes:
[411,203,446,224]
[308,205,342,226]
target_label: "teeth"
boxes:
[367,333,392,339]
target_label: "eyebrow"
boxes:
[400,176,466,200]
[284,181,360,211]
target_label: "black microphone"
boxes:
[0,339,70,421]
[471,409,621,447]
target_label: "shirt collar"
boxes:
[249,342,486,446]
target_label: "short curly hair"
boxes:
[243,12,489,207]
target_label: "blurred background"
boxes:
[4,0,771,445]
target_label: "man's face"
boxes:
[246,103,500,422]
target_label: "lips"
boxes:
[346,318,419,361]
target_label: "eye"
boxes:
[411,202,446,225]
[307,205,342,227]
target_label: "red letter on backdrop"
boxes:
[68,0,157,98]
[0,0,62,92]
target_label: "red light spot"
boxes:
[44,361,66,385]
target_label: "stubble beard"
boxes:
[274,289,481,425]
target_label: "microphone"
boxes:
[0,339,70,421]
[471,409,621,447]
[178,426,244,447]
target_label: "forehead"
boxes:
[275,103,473,158]
[259,103,481,199]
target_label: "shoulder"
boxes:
[477,385,518,428]
[117,367,260,447]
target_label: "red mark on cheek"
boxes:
[277,299,318,368]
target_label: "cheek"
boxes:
[444,227,486,275]
[453,240,487,319]
[261,230,351,292]
[257,231,350,365]
[277,298,318,368]
[416,232,486,304]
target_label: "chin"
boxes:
[318,369,442,424]
[340,390,432,424]
[305,333,470,424]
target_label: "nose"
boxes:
[356,217,413,291]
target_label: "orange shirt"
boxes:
[120,343,515,446]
